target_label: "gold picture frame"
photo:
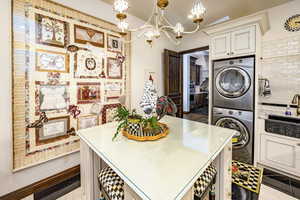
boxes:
[77,114,99,130]
[74,24,105,48]
[36,49,70,73]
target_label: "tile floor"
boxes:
[22,184,298,200]
[183,113,208,124]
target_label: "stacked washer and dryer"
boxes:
[212,56,255,164]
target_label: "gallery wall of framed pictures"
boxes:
[12,0,131,170]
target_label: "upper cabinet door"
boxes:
[211,33,231,59]
[231,26,256,56]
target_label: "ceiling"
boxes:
[187,50,209,58]
[101,0,292,29]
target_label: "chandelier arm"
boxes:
[128,24,153,32]
[160,13,175,27]
[182,24,201,34]
[121,29,150,44]
[160,25,175,31]
[162,30,180,45]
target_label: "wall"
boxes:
[183,55,190,112]
[259,0,300,105]
[0,0,175,196]
[176,31,210,52]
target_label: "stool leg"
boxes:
[98,191,105,200]
[209,185,216,200]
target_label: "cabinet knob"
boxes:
[231,52,234,55]
[297,143,300,146]
[227,53,230,55]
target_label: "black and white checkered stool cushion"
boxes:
[98,167,125,200]
[194,164,217,198]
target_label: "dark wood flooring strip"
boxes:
[0,165,80,200]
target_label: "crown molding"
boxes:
[203,12,270,35]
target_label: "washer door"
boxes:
[216,117,250,149]
[215,67,251,98]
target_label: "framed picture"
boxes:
[77,115,99,130]
[74,25,105,48]
[36,49,69,73]
[36,116,70,145]
[35,81,69,115]
[105,82,122,97]
[102,103,121,123]
[107,57,122,79]
[106,96,121,103]
[35,13,69,48]
[107,34,122,53]
[77,82,101,104]
[74,50,104,79]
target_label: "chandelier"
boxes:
[113,0,206,45]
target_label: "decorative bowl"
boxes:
[122,119,169,141]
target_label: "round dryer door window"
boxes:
[216,117,250,149]
[216,67,251,98]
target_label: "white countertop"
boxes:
[78,116,235,200]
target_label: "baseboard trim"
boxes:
[0,165,80,200]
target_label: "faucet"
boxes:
[292,94,300,116]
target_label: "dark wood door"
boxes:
[164,49,183,118]
[190,56,201,85]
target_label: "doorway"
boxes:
[181,46,209,123]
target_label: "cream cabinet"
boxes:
[211,26,256,59]
[260,134,300,175]
[211,33,231,59]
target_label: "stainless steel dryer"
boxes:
[213,56,254,111]
[212,107,254,164]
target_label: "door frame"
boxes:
[179,46,209,114]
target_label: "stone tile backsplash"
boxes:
[262,35,300,58]
[260,35,300,105]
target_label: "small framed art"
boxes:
[74,50,104,79]
[77,82,101,104]
[102,103,121,123]
[107,57,122,79]
[35,116,70,145]
[77,115,99,130]
[35,81,70,115]
[35,13,69,48]
[74,25,105,47]
[107,34,122,53]
[36,49,69,73]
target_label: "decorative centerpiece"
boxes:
[113,77,177,141]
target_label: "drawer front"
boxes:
[260,134,300,175]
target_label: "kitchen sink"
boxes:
[265,115,300,138]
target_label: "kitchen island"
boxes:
[78,116,235,200]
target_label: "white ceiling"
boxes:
[187,50,209,58]
[101,0,292,29]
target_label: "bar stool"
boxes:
[98,164,216,200]
[98,167,125,200]
[194,164,217,200]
